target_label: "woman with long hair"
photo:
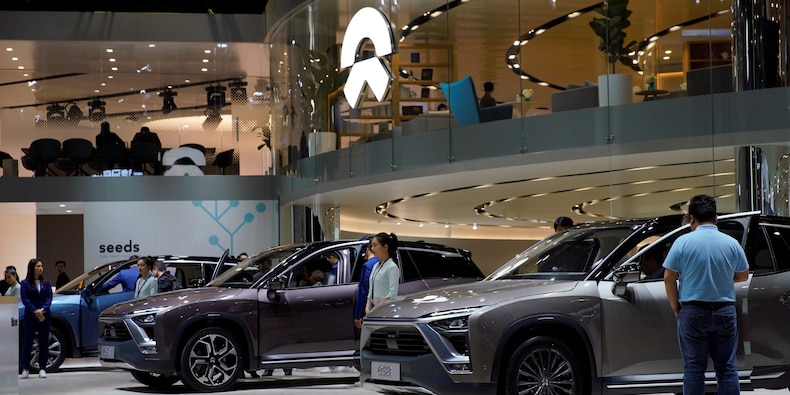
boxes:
[20,258,53,379]
[365,232,400,315]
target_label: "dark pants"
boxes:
[677,304,739,395]
[21,314,50,371]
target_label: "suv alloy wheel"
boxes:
[178,327,243,392]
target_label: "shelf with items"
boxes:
[685,40,731,71]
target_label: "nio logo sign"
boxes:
[340,7,397,109]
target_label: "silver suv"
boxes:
[360,212,790,394]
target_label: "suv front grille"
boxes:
[369,327,430,356]
[102,322,132,341]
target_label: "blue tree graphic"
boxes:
[193,200,267,255]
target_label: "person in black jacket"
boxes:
[152,260,177,293]
[95,121,125,147]
[131,126,162,149]
[55,260,70,289]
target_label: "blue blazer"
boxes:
[102,267,139,292]
[20,278,53,319]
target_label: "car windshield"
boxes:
[209,246,303,287]
[486,226,638,280]
[55,260,128,295]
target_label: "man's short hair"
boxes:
[483,81,494,92]
[688,194,717,223]
[153,260,166,272]
[55,260,66,266]
[553,216,574,231]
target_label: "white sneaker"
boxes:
[20,370,29,379]
[39,370,47,378]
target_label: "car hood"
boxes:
[367,279,578,319]
[100,287,244,316]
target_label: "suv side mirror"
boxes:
[267,280,283,301]
[612,263,641,300]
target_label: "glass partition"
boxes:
[268,0,790,238]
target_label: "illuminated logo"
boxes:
[340,7,397,109]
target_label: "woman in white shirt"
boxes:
[4,266,20,297]
[134,256,157,298]
[366,232,400,314]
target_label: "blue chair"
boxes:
[439,76,512,126]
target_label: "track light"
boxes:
[203,106,223,130]
[46,103,65,121]
[65,102,83,124]
[88,98,106,122]
[159,88,178,114]
[228,79,248,104]
[205,84,226,114]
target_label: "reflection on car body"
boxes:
[360,212,790,395]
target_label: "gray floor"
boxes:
[15,358,790,395]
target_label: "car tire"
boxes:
[30,327,67,373]
[178,327,243,392]
[504,336,586,395]
[130,370,179,389]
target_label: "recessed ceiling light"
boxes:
[202,59,209,63]
[107,75,114,79]
[665,50,673,54]
[11,57,18,61]
[94,89,100,93]
[111,67,118,71]
[663,56,671,60]
[148,44,156,48]
[101,82,106,86]
[5,48,12,51]
[58,204,66,207]
[108,58,116,62]
[204,49,212,54]
[66,210,72,213]
[201,68,208,72]
[17,66,23,69]
[106,48,113,53]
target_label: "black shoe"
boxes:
[262,369,273,376]
[248,370,260,378]
[284,368,293,376]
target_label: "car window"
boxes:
[288,248,350,288]
[763,224,790,273]
[55,260,127,295]
[210,247,301,287]
[400,248,480,281]
[488,226,637,280]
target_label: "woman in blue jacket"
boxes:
[20,258,53,379]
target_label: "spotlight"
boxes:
[159,88,178,114]
[65,102,83,123]
[228,79,248,104]
[203,106,223,130]
[205,84,226,114]
[46,103,65,121]
[88,98,106,122]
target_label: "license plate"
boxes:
[100,345,115,359]
[370,361,400,381]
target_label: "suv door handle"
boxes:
[325,300,349,306]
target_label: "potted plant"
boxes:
[589,0,638,106]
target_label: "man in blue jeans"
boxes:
[663,195,749,394]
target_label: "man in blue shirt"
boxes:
[663,195,749,395]
[101,260,140,293]
[354,243,379,330]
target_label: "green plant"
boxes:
[589,0,638,74]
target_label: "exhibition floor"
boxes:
[16,358,790,395]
